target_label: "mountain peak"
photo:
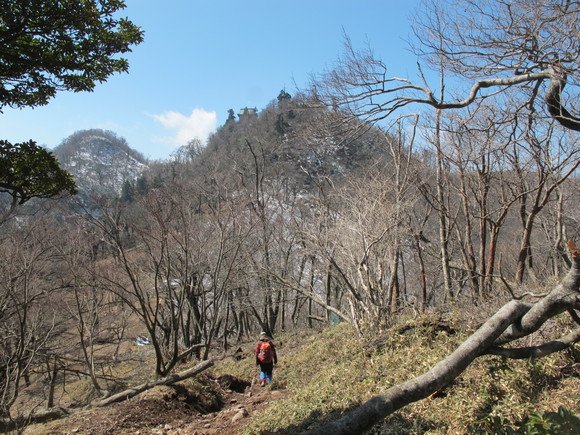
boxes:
[53,129,148,200]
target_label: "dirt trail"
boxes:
[24,378,287,435]
[181,385,287,435]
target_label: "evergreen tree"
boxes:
[0,140,77,223]
[0,0,142,222]
[121,180,134,203]
[135,176,148,195]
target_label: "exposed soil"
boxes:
[24,376,288,435]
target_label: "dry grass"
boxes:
[231,315,579,434]
[14,311,580,434]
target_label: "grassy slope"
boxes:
[216,315,579,434]
[19,312,579,434]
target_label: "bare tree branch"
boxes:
[487,328,580,359]
[303,244,580,434]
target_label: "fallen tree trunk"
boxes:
[92,358,214,407]
[302,244,580,435]
[302,301,530,434]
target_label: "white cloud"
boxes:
[152,108,217,147]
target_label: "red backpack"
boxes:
[257,341,273,363]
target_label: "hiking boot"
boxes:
[260,380,266,387]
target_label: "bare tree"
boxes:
[304,244,580,434]
[0,217,60,418]
[304,0,580,432]
[57,218,107,395]
[433,104,579,298]
[302,133,422,331]
[238,137,316,336]
[315,0,580,127]
[87,199,180,377]
[86,163,252,376]
[510,124,580,284]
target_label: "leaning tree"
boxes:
[303,0,580,433]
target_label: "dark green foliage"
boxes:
[0,2,141,219]
[135,176,148,195]
[523,407,580,435]
[275,113,291,137]
[469,414,525,435]
[277,89,292,102]
[0,140,77,205]
[0,0,143,109]
[121,179,134,203]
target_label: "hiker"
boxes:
[255,332,277,386]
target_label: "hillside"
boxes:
[22,316,579,434]
[3,1,580,432]
[165,97,390,196]
[3,96,578,435]
[53,129,148,205]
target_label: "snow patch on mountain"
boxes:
[54,129,148,199]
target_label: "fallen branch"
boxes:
[0,408,68,433]
[487,328,580,359]
[92,358,214,407]
[302,243,580,435]
[302,300,529,434]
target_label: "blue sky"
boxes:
[0,0,421,160]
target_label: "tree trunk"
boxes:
[414,235,428,310]
[303,244,580,434]
[303,300,530,434]
[434,109,453,302]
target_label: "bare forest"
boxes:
[1,0,579,433]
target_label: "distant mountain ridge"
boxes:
[53,129,148,200]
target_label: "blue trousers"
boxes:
[258,362,274,383]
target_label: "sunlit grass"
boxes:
[22,312,580,434]
[225,315,580,434]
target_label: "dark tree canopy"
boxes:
[0,1,142,222]
[277,89,292,102]
[0,0,144,110]
[0,140,77,206]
